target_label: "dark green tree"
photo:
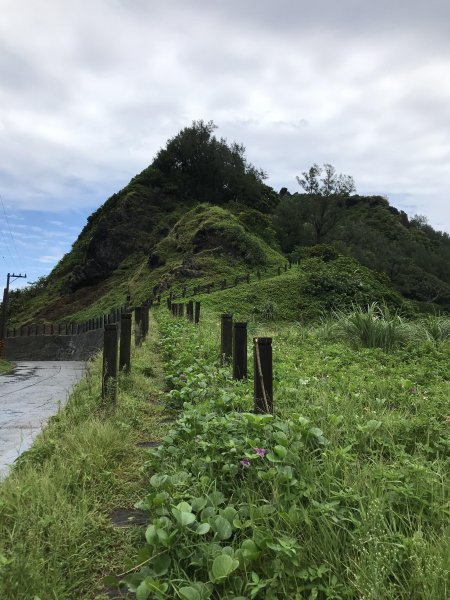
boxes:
[152,120,277,212]
[296,163,356,243]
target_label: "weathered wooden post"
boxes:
[194,301,201,324]
[221,279,227,290]
[233,322,247,380]
[179,303,184,317]
[221,313,233,364]
[102,323,118,401]
[253,337,273,414]
[134,306,143,347]
[119,313,132,373]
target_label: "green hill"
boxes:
[7,124,450,327]
[202,255,407,322]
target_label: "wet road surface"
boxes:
[0,361,85,479]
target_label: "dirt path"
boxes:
[0,361,85,478]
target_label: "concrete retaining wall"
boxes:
[4,329,105,361]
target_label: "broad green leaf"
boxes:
[151,553,171,576]
[172,508,196,527]
[150,474,169,488]
[176,501,192,513]
[206,490,225,507]
[178,587,201,600]
[192,496,208,512]
[210,554,239,582]
[136,580,150,600]
[220,506,238,523]
[195,522,211,535]
[145,525,157,545]
[274,445,287,458]
[212,515,232,539]
[241,539,259,560]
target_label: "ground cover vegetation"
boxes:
[109,305,449,600]
[0,315,172,600]
[0,358,13,375]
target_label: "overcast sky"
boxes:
[1,0,450,287]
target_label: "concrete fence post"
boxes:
[102,324,118,401]
[119,313,132,373]
[187,300,194,321]
[194,301,201,324]
[220,313,233,365]
[134,306,143,347]
[253,337,273,414]
[142,303,149,339]
[233,322,247,380]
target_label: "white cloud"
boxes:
[0,0,449,244]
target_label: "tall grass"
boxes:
[332,303,410,351]
[414,315,450,345]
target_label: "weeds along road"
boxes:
[0,361,85,479]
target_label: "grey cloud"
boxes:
[0,0,449,244]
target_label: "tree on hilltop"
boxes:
[274,163,356,248]
[152,120,277,212]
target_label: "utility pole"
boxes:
[0,272,27,356]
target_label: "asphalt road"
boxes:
[0,361,85,479]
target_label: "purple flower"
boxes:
[254,448,266,457]
[240,459,251,468]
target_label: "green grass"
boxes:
[0,314,171,599]
[201,256,408,322]
[116,305,449,599]
[0,358,13,375]
[3,293,449,598]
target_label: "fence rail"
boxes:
[5,260,295,341]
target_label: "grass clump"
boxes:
[333,303,410,351]
[414,314,450,345]
[0,358,13,375]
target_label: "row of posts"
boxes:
[220,313,273,414]
[101,303,150,401]
[168,299,273,414]
[5,306,127,338]
[169,262,293,302]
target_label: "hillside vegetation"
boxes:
[7,122,450,328]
